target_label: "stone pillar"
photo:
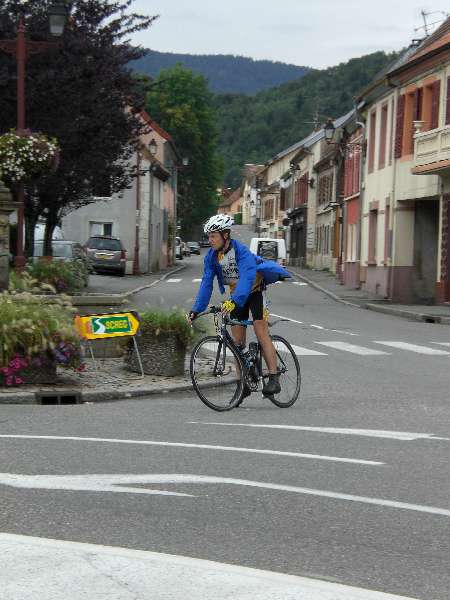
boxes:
[0,179,20,290]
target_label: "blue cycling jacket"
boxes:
[192,238,291,313]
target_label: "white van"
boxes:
[250,237,287,265]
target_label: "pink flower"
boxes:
[14,377,24,385]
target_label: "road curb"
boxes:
[366,303,450,325]
[0,380,194,405]
[290,269,450,325]
[122,264,186,299]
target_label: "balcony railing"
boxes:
[413,124,450,175]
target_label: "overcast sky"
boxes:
[129,1,449,68]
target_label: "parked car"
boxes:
[175,237,183,260]
[249,237,287,265]
[33,240,90,286]
[199,235,210,248]
[84,236,127,276]
[182,241,191,257]
[34,240,86,262]
[187,241,201,255]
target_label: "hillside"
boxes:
[131,50,309,95]
[215,51,400,185]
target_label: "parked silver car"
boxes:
[85,236,127,276]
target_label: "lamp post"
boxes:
[0,1,69,269]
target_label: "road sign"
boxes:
[75,312,140,340]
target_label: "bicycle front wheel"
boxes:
[269,335,301,408]
[190,336,244,411]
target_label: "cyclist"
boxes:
[188,214,291,398]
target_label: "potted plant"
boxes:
[0,288,84,387]
[125,308,193,377]
[0,130,59,184]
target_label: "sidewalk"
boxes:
[0,358,198,405]
[0,264,193,405]
[290,266,450,325]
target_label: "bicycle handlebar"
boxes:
[193,306,289,328]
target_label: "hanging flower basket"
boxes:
[0,129,59,184]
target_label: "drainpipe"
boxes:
[133,151,141,275]
[387,90,399,300]
[355,114,366,291]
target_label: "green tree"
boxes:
[144,64,223,237]
[0,0,157,256]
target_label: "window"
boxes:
[378,104,388,169]
[317,173,333,205]
[89,222,113,237]
[394,95,405,159]
[87,237,121,251]
[368,111,377,173]
[346,223,357,262]
[384,204,391,264]
[368,210,378,264]
[446,76,450,125]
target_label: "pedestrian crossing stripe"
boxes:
[315,341,390,355]
[166,278,182,283]
[273,341,326,356]
[374,341,450,355]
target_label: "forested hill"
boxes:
[131,50,309,94]
[215,51,400,185]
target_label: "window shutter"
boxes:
[431,80,441,129]
[394,94,405,158]
[446,77,450,125]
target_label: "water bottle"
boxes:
[248,342,258,360]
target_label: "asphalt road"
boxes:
[1,230,449,599]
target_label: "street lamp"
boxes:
[324,118,336,143]
[49,2,70,37]
[149,138,158,157]
[0,2,69,269]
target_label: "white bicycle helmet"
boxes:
[203,214,234,234]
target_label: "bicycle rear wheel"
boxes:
[190,336,244,411]
[268,335,301,408]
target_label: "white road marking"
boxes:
[0,533,418,600]
[270,312,303,324]
[269,313,359,336]
[292,281,308,286]
[192,278,202,282]
[374,341,450,355]
[2,473,448,517]
[0,435,381,465]
[431,342,450,347]
[167,278,182,283]
[0,473,193,497]
[190,422,444,441]
[316,341,390,355]
[273,340,327,356]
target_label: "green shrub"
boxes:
[138,308,193,346]
[11,259,89,294]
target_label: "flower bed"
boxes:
[0,289,84,387]
[10,260,89,294]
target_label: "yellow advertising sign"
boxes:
[75,312,140,340]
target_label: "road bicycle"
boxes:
[190,306,301,411]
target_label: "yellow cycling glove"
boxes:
[221,299,236,314]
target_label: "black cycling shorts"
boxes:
[230,290,264,324]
